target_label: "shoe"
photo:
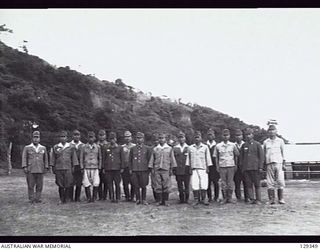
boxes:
[203,200,209,206]
[277,189,285,204]
[255,200,262,205]
[136,200,141,205]
[142,200,148,205]
[35,199,42,203]
[268,189,275,205]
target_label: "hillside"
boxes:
[0,41,269,166]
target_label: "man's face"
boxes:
[73,134,80,142]
[222,134,230,142]
[235,134,243,142]
[32,136,40,144]
[178,136,186,144]
[88,135,95,144]
[60,135,67,143]
[154,139,159,146]
[194,136,202,144]
[207,133,215,141]
[110,138,117,144]
[158,136,166,145]
[268,129,277,137]
[98,134,106,142]
[245,133,254,142]
[136,137,144,144]
[124,135,132,144]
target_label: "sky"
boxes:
[1,9,320,143]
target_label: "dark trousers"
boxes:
[121,168,134,200]
[234,168,248,200]
[176,175,191,202]
[71,169,83,201]
[105,170,121,201]
[131,171,149,201]
[98,171,109,200]
[207,168,220,201]
[26,173,43,201]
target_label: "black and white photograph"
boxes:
[0,8,320,238]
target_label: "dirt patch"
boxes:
[0,171,319,235]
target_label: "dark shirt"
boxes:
[240,140,264,171]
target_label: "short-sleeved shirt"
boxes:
[186,143,212,170]
[263,137,285,164]
[213,141,239,168]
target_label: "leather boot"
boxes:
[179,192,184,204]
[75,186,81,202]
[69,186,74,202]
[207,186,212,202]
[247,187,254,204]
[58,187,65,203]
[221,190,228,204]
[156,193,162,206]
[193,190,200,205]
[161,192,167,206]
[267,189,275,205]
[85,187,92,203]
[93,187,98,202]
[227,189,236,204]
[278,189,285,204]
[255,188,262,205]
[136,188,141,205]
[201,190,209,205]
[185,191,190,204]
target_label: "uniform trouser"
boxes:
[26,173,43,201]
[121,168,134,200]
[176,175,191,201]
[207,168,220,200]
[131,171,149,201]
[105,170,121,200]
[234,168,249,200]
[98,171,109,199]
[243,170,260,200]
[219,167,236,191]
[154,169,171,193]
[266,163,285,189]
[83,169,100,187]
[191,169,208,190]
[71,169,83,201]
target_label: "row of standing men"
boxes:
[22,124,286,206]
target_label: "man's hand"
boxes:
[81,169,84,174]
[206,168,209,174]
[23,167,28,174]
[259,168,264,174]
[172,168,176,176]
[51,167,55,174]
[129,170,132,175]
[120,169,124,174]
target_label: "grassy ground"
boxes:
[0,169,319,236]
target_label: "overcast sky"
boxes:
[1,9,320,143]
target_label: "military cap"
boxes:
[60,130,68,136]
[124,130,132,137]
[244,128,254,135]
[177,131,185,138]
[32,131,40,137]
[88,131,95,137]
[73,129,80,135]
[207,128,215,135]
[98,129,106,136]
[234,129,243,136]
[268,124,277,131]
[158,132,166,138]
[194,131,202,137]
[222,129,230,135]
[136,132,144,138]
[109,132,117,139]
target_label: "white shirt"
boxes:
[263,137,285,164]
[58,142,70,150]
[176,143,188,153]
[70,140,83,149]
[28,143,43,153]
[206,140,217,149]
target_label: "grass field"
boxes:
[0,169,319,236]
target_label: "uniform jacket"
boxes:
[240,140,264,171]
[186,143,212,170]
[213,141,239,168]
[70,140,84,171]
[102,143,123,171]
[148,143,177,171]
[80,143,102,170]
[22,143,49,173]
[50,142,79,170]
[129,144,152,172]
[122,142,136,169]
[173,143,191,175]
[206,140,217,169]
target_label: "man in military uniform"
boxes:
[22,131,49,203]
[50,130,79,204]
[173,131,191,204]
[97,129,109,200]
[121,131,136,201]
[70,129,84,202]
[186,131,212,206]
[102,132,123,203]
[129,132,152,205]
[263,125,286,205]
[213,129,239,204]
[80,131,102,202]
[233,129,249,202]
[148,132,176,206]
[206,128,220,202]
